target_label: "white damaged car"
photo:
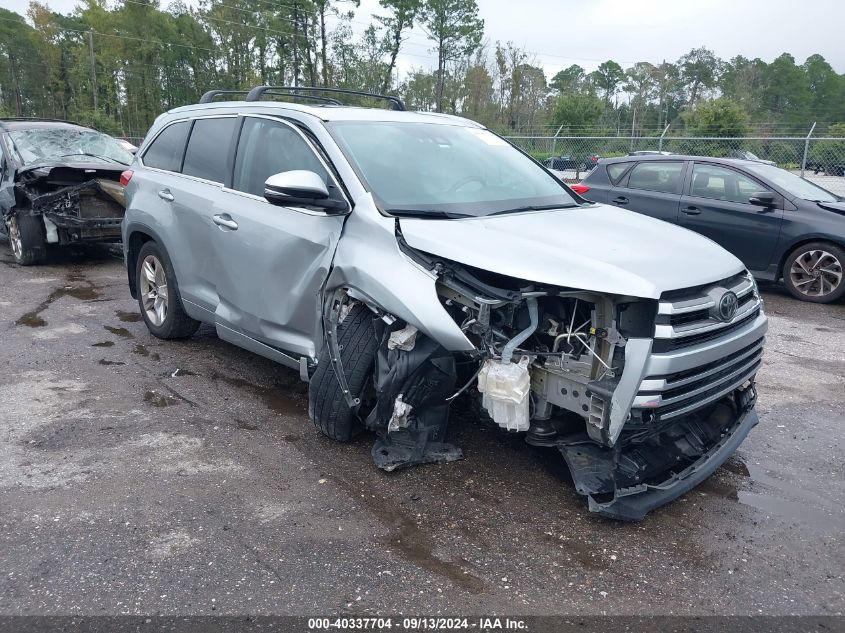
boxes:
[122,87,768,520]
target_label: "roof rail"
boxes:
[245,86,406,111]
[199,90,249,104]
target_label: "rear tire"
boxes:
[309,304,379,442]
[8,212,46,265]
[135,240,200,339]
[783,241,845,303]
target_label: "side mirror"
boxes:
[264,170,345,211]
[748,191,775,207]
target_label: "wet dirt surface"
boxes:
[0,245,842,616]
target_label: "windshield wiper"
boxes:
[386,208,473,219]
[60,152,128,165]
[486,203,578,216]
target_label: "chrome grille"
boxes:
[634,271,766,420]
[652,272,762,353]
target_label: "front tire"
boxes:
[135,241,200,338]
[783,242,845,303]
[7,212,46,265]
[309,304,379,442]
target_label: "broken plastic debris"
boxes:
[477,356,531,432]
[387,324,418,351]
[387,394,412,432]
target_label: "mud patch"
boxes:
[91,341,115,348]
[211,372,307,417]
[116,310,141,323]
[237,419,259,431]
[104,325,133,339]
[98,359,126,366]
[133,344,149,356]
[144,390,181,408]
[15,278,101,327]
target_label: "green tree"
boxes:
[683,98,749,137]
[551,92,604,130]
[550,64,585,94]
[589,60,624,106]
[420,0,483,112]
[678,46,721,106]
[376,0,421,92]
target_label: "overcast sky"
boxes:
[4,0,844,76]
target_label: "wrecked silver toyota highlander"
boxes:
[0,120,132,265]
[122,87,768,520]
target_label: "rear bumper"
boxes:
[586,399,758,521]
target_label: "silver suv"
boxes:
[122,87,768,520]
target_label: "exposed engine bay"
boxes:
[4,164,126,244]
[325,230,762,521]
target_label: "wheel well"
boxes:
[777,238,845,281]
[126,231,154,299]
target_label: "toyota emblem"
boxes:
[718,291,739,321]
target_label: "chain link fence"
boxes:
[505,134,845,195]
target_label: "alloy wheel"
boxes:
[789,249,843,298]
[139,254,169,326]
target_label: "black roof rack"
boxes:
[198,88,344,107]
[245,86,405,111]
[199,90,249,104]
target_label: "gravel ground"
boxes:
[0,244,842,617]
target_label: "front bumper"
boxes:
[560,385,759,521]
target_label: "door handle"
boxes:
[612,196,629,205]
[212,214,238,230]
[682,206,701,215]
[158,189,174,202]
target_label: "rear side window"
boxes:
[142,121,190,172]
[626,161,684,194]
[606,163,629,182]
[233,117,328,197]
[182,117,237,183]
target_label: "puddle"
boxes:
[91,341,115,348]
[738,491,845,532]
[116,310,142,323]
[15,278,101,327]
[98,359,126,366]
[133,344,149,357]
[144,390,181,408]
[104,325,133,339]
[210,372,306,417]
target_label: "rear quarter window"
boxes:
[142,121,190,172]
[606,162,630,183]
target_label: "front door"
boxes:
[679,162,784,272]
[210,115,348,359]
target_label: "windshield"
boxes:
[745,163,839,203]
[327,121,577,217]
[9,127,133,166]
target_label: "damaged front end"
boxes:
[329,231,768,521]
[8,164,126,244]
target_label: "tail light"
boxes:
[119,170,134,187]
[570,183,590,195]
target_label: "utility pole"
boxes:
[88,30,98,113]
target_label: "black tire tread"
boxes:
[12,212,46,266]
[136,241,201,339]
[783,241,845,304]
[309,304,378,442]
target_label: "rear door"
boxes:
[679,162,784,271]
[608,160,686,224]
[209,115,348,360]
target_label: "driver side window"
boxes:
[233,117,329,197]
